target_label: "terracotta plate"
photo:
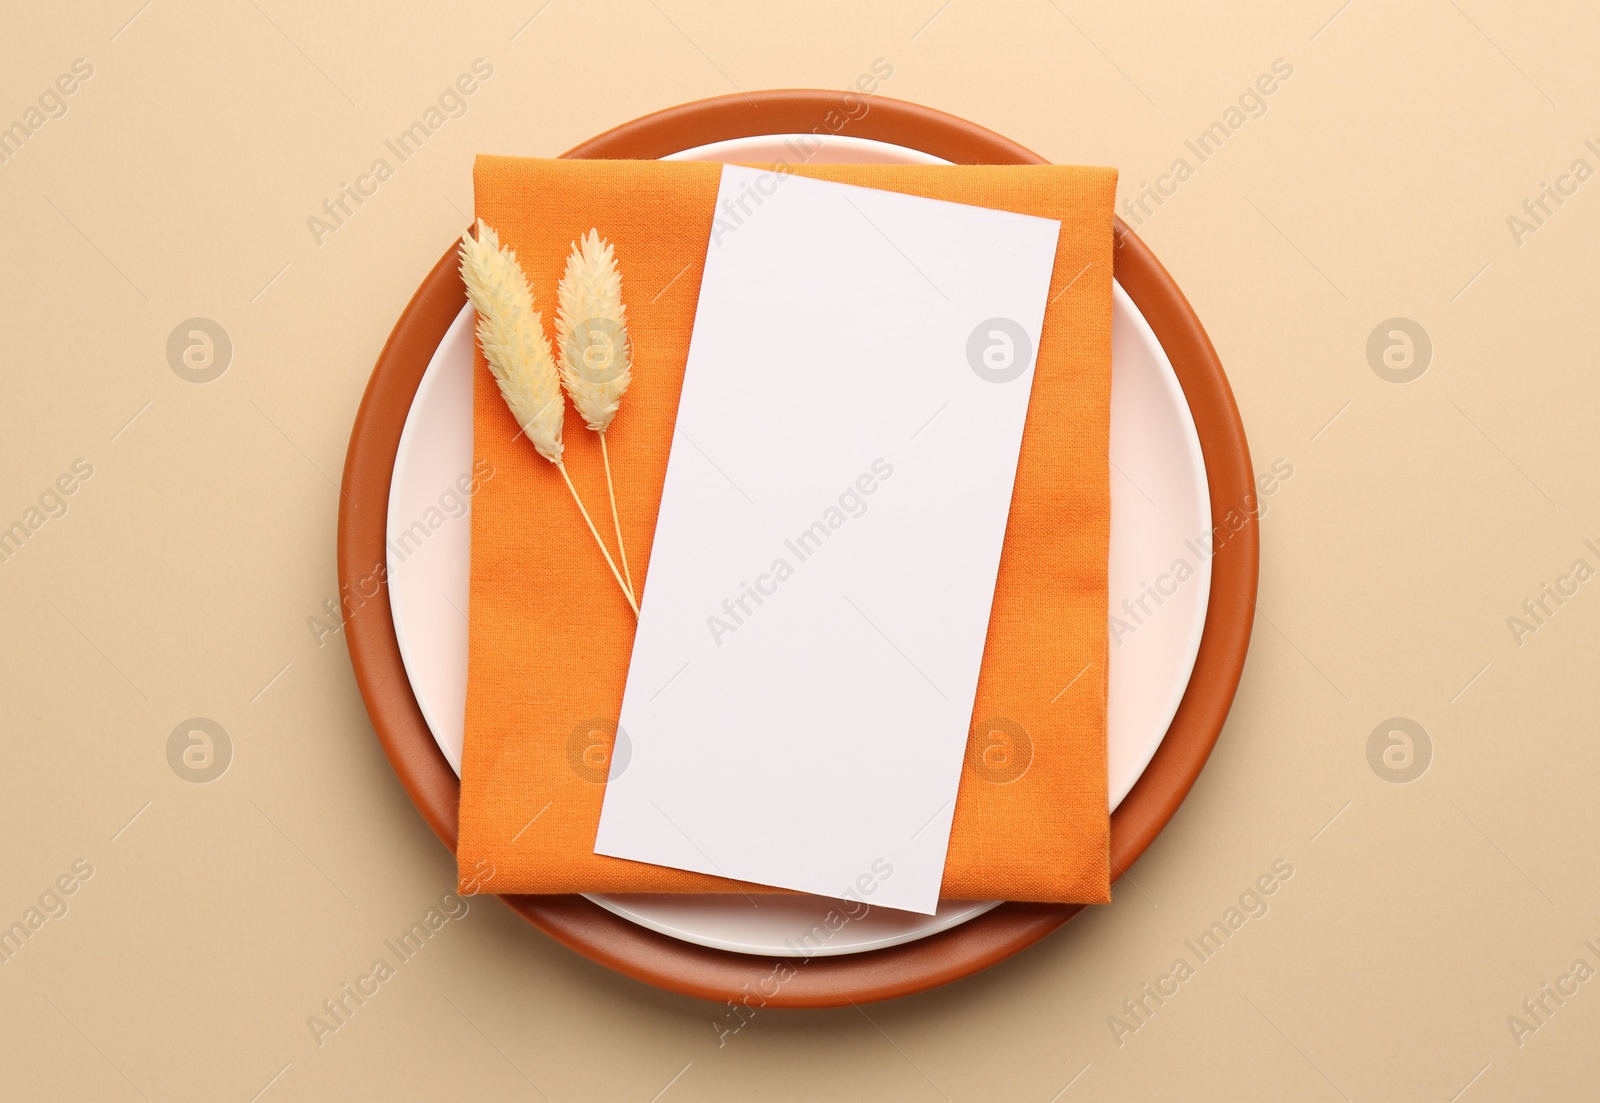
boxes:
[338,89,1258,1007]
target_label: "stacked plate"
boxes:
[340,92,1257,1006]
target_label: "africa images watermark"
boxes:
[306,862,492,1049]
[0,57,94,169]
[1367,717,1432,784]
[306,59,495,247]
[167,717,234,784]
[1106,858,1295,1046]
[0,458,95,567]
[0,859,95,966]
[967,717,1032,785]
[1504,932,1600,1049]
[167,318,233,384]
[567,717,630,784]
[1116,58,1295,245]
[1505,137,1600,247]
[306,459,494,648]
[1110,457,1293,647]
[709,58,894,246]
[775,59,895,167]
[711,857,894,1047]
[705,458,894,647]
[1504,537,1600,648]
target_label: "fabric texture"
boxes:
[457,155,1116,904]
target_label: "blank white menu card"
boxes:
[593,165,1061,914]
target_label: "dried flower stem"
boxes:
[556,461,639,617]
[597,431,633,599]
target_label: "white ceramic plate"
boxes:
[386,135,1211,956]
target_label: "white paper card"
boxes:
[593,166,1061,914]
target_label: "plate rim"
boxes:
[338,88,1258,1007]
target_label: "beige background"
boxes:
[2,0,1596,1099]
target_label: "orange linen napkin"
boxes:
[458,156,1115,904]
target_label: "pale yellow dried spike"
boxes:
[555,228,633,432]
[459,221,638,616]
[556,229,638,602]
[458,221,565,464]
